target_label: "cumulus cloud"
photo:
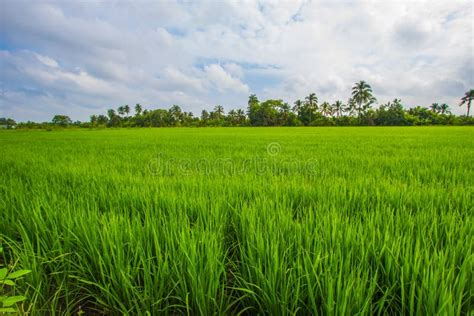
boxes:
[0,0,472,121]
[204,64,249,93]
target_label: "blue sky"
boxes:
[1,0,472,121]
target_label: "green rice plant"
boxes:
[0,127,472,314]
[0,243,31,313]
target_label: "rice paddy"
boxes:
[0,127,472,315]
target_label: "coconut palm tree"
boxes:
[320,102,332,117]
[293,99,303,113]
[117,106,126,117]
[248,94,259,106]
[279,102,291,114]
[236,109,246,124]
[135,104,142,116]
[201,110,210,121]
[214,105,225,119]
[305,93,318,111]
[304,93,318,123]
[107,109,116,120]
[278,102,291,123]
[124,105,130,116]
[169,105,183,124]
[439,103,450,115]
[345,98,357,116]
[430,103,440,113]
[332,100,344,117]
[351,81,376,116]
[460,89,474,116]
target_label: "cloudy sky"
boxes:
[1,0,472,121]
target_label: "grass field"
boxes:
[1,127,472,315]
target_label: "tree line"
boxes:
[4,82,474,129]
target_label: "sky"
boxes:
[0,0,473,122]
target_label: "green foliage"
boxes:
[459,89,474,116]
[0,127,472,314]
[11,84,474,129]
[51,115,72,127]
[0,245,31,313]
[0,118,16,129]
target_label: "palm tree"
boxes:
[117,106,126,116]
[135,104,142,116]
[293,99,303,113]
[430,103,440,113]
[278,102,291,123]
[439,103,450,115]
[124,105,130,116]
[320,102,332,117]
[236,109,246,123]
[332,100,344,117]
[90,115,98,124]
[345,98,357,116]
[248,94,259,106]
[305,93,318,111]
[201,110,210,121]
[305,93,318,123]
[169,105,183,123]
[351,81,376,116]
[460,89,474,116]
[107,109,116,120]
[214,105,224,119]
[280,102,291,114]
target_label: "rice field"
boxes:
[0,127,472,315]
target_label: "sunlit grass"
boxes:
[0,127,472,314]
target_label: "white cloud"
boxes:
[34,53,59,68]
[204,64,249,94]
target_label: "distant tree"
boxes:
[117,106,126,116]
[375,99,407,125]
[135,104,142,116]
[345,98,357,116]
[226,109,237,125]
[276,102,291,124]
[52,115,72,127]
[305,93,318,112]
[439,103,450,114]
[168,105,183,125]
[97,115,109,125]
[430,103,440,113]
[236,109,247,124]
[201,110,210,122]
[352,81,376,116]
[0,117,16,128]
[279,102,291,115]
[460,89,474,116]
[90,115,98,125]
[124,105,130,117]
[332,101,344,118]
[257,99,282,126]
[247,94,261,126]
[297,93,318,125]
[143,109,171,127]
[293,99,303,114]
[407,106,439,125]
[107,109,121,127]
[320,102,332,117]
[107,109,116,120]
[182,112,194,125]
[214,105,225,119]
[248,94,259,106]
